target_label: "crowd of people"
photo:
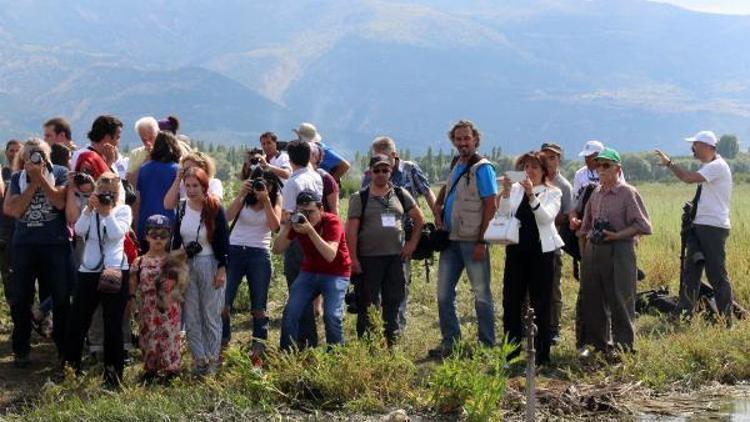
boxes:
[0,115,735,385]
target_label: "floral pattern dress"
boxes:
[134,255,182,374]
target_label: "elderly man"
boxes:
[540,142,574,345]
[655,131,734,321]
[578,148,651,357]
[429,120,498,358]
[361,136,436,327]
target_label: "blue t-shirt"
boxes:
[319,141,345,175]
[10,165,69,245]
[444,162,497,231]
[136,161,179,240]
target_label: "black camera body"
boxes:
[590,218,615,245]
[73,172,95,187]
[184,241,203,258]
[290,212,306,225]
[252,178,266,191]
[97,192,115,206]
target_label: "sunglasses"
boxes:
[147,230,170,240]
[372,167,391,174]
[596,162,615,170]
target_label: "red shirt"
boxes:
[288,212,351,277]
[75,149,109,179]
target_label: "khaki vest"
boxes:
[448,158,492,241]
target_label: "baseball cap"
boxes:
[296,190,322,205]
[541,142,563,156]
[594,147,621,164]
[369,153,392,168]
[578,140,605,157]
[684,130,718,147]
[145,214,172,232]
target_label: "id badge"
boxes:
[381,212,397,228]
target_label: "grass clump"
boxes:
[427,339,518,421]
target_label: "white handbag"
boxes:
[483,211,520,245]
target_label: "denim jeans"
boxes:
[280,271,349,350]
[436,240,495,348]
[283,241,318,348]
[222,245,272,344]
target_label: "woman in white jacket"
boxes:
[64,172,132,386]
[498,152,564,365]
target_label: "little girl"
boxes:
[129,214,188,382]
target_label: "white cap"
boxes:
[685,130,718,147]
[577,140,605,157]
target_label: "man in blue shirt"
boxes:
[430,120,498,358]
[293,122,351,182]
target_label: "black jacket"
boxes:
[171,200,229,268]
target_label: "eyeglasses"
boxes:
[147,230,170,240]
[372,168,391,174]
[596,162,615,170]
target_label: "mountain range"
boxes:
[1,0,749,155]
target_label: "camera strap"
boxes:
[689,184,702,223]
[81,213,105,271]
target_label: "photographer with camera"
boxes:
[346,154,424,345]
[273,190,351,351]
[221,167,281,363]
[65,172,132,385]
[259,131,292,181]
[279,140,323,348]
[5,138,69,368]
[655,131,734,322]
[170,167,229,376]
[577,148,651,357]
[499,151,564,365]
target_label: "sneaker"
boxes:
[13,354,31,368]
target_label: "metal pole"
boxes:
[525,305,537,422]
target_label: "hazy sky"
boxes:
[651,0,750,15]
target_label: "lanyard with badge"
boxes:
[373,192,397,228]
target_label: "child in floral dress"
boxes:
[129,215,188,381]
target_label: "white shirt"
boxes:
[75,205,132,271]
[281,167,323,212]
[270,151,292,181]
[180,204,214,256]
[229,206,272,249]
[695,155,732,229]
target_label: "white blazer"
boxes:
[498,183,565,253]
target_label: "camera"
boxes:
[252,178,266,191]
[73,172,95,187]
[96,192,115,206]
[184,241,203,258]
[590,218,615,245]
[29,150,44,165]
[290,212,306,225]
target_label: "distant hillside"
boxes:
[0,0,749,154]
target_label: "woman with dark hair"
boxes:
[498,151,564,365]
[136,131,182,242]
[221,168,282,363]
[170,167,229,376]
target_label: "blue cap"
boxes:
[145,214,172,231]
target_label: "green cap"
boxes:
[595,147,621,164]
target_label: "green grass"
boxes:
[3,183,750,420]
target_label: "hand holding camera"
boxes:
[88,191,115,216]
[290,212,313,234]
[24,160,44,186]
